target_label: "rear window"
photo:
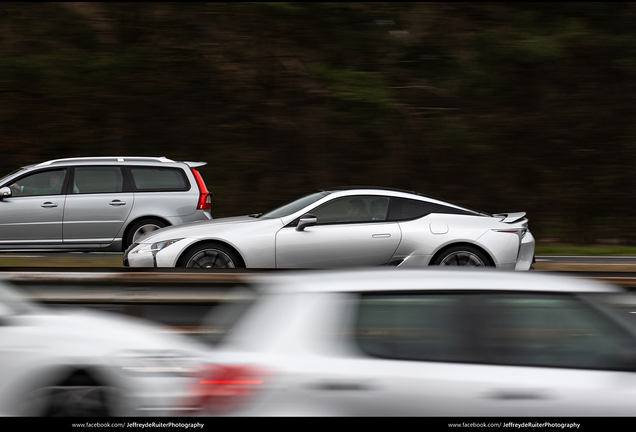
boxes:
[129,167,189,191]
[387,198,441,221]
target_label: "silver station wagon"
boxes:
[0,157,212,252]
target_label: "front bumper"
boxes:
[124,238,197,268]
[123,242,139,267]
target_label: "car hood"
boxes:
[136,215,270,244]
[20,307,208,354]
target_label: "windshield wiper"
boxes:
[248,213,262,218]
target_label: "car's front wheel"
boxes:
[431,245,492,268]
[23,372,114,417]
[179,243,243,269]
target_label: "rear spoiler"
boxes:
[493,212,527,223]
[184,161,207,168]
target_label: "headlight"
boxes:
[133,238,183,256]
[114,350,203,377]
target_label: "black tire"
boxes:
[431,245,492,268]
[179,243,244,269]
[125,218,167,249]
[41,373,111,417]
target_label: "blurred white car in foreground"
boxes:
[0,279,211,416]
[194,269,636,416]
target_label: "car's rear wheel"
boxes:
[180,243,243,269]
[125,219,167,249]
[431,245,492,267]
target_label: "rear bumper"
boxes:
[515,231,536,271]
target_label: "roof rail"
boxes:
[34,156,176,167]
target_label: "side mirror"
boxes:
[0,187,11,200]
[296,214,317,231]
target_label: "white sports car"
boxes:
[124,187,535,270]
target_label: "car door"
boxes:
[0,169,67,248]
[275,195,401,268]
[63,166,134,245]
[297,291,636,416]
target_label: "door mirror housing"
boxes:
[0,187,11,200]
[296,214,317,231]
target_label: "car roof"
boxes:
[323,185,426,196]
[319,187,483,214]
[253,268,622,295]
[24,157,206,169]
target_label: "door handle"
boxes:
[109,200,126,206]
[41,202,58,208]
[372,234,391,238]
[487,389,550,400]
[308,381,376,391]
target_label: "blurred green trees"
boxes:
[2,2,636,244]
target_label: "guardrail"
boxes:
[2,269,636,304]
[1,270,259,303]
[3,269,636,335]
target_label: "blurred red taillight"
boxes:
[191,365,270,414]
[191,168,211,211]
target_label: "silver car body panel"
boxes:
[63,193,135,244]
[0,194,66,247]
[146,217,283,268]
[126,188,535,270]
[275,221,401,268]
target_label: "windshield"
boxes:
[260,191,329,218]
[0,168,26,187]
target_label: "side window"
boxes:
[9,169,67,197]
[477,293,636,370]
[311,196,389,224]
[73,167,123,194]
[354,292,473,363]
[387,198,441,221]
[129,167,188,191]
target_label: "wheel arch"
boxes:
[12,364,123,416]
[429,242,496,267]
[121,216,172,251]
[176,240,246,268]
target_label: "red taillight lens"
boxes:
[191,365,269,414]
[191,168,211,211]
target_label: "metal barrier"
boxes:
[3,269,636,335]
[2,270,636,304]
[1,270,258,303]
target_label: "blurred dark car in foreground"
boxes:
[194,269,636,416]
[0,278,212,416]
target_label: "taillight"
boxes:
[493,228,527,239]
[191,365,269,415]
[191,168,211,211]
